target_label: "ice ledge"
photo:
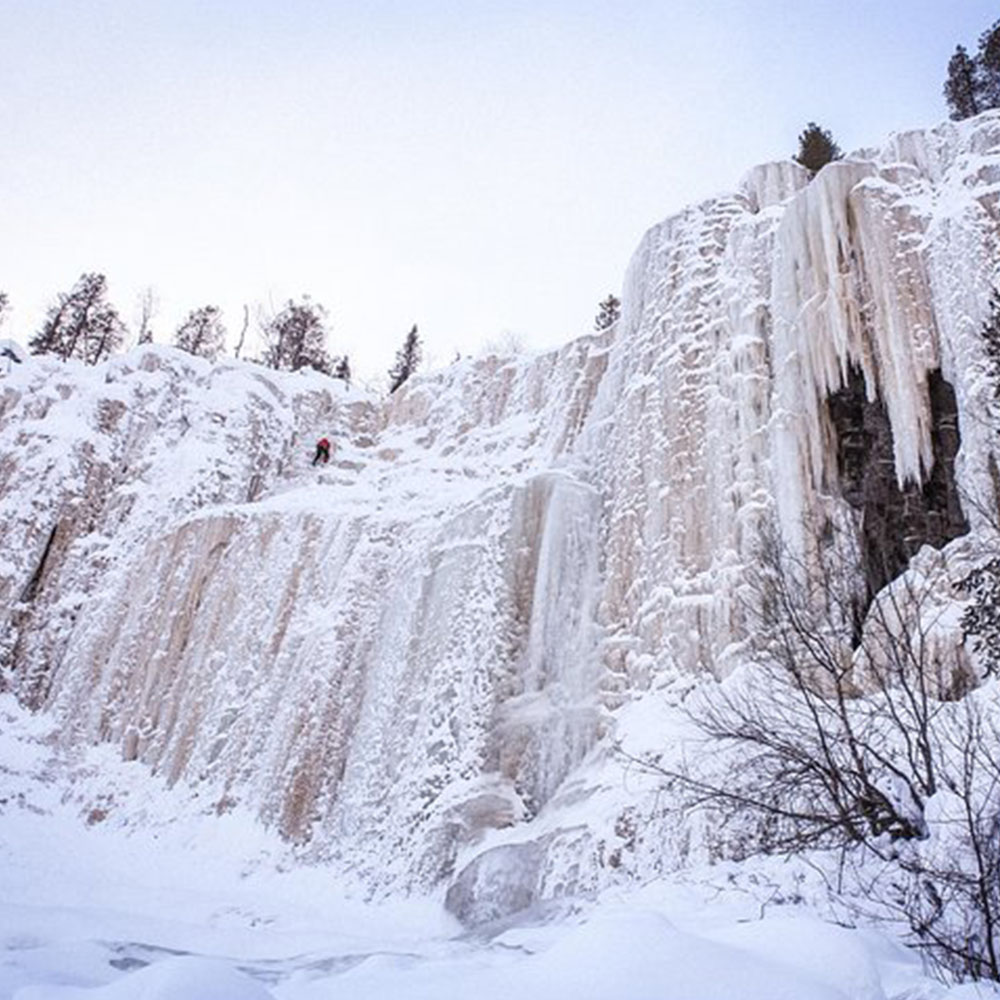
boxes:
[738,160,811,213]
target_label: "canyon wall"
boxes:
[3,112,1000,915]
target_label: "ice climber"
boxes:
[312,437,332,465]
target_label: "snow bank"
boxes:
[13,958,274,1000]
[0,692,981,999]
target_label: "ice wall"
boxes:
[586,112,1000,690]
[0,337,610,892]
[3,112,1000,915]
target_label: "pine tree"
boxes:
[594,294,621,331]
[388,324,421,393]
[334,354,351,387]
[943,20,1000,120]
[945,45,983,120]
[174,305,226,360]
[978,19,1000,109]
[0,292,9,330]
[261,297,333,374]
[29,273,124,364]
[794,122,843,176]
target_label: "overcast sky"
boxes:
[1,1,996,380]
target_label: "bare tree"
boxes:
[135,287,158,346]
[629,529,1000,981]
[479,329,524,356]
[233,304,249,360]
[889,696,1000,981]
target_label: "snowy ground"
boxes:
[2,697,995,1000]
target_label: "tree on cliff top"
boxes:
[794,122,843,176]
[945,45,983,120]
[260,297,333,374]
[978,19,1000,109]
[333,354,351,387]
[174,305,226,361]
[594,294,621,331]
[135,287,158,346]
[388,324,421,393]
[944,20,1000,120]
[29,273,125,364]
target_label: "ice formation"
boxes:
[3,112,1000,920]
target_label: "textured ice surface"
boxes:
[3,112,1000,913]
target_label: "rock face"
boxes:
[827,364,967,607]
[3,113,1000,918]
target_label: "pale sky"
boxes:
[1,1,996,381]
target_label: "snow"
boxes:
[13,960,273,1000]
[5,113,1000,995]
[0,693,965,999]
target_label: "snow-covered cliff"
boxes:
[3,112,1000,918]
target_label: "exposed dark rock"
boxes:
[18,522,61,606]
[827,365,968,611]
[2,520,70,702]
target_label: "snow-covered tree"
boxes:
[961,289,1000,675]
[261,297,333,374]
[794,122,843,176]
[388,324,421,393]
[594,294,621,331]
[334,354,351,387]
[637,531,1000,981]
[29,273,125,364]
[174,305,226,361]
[0,291,9,330]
